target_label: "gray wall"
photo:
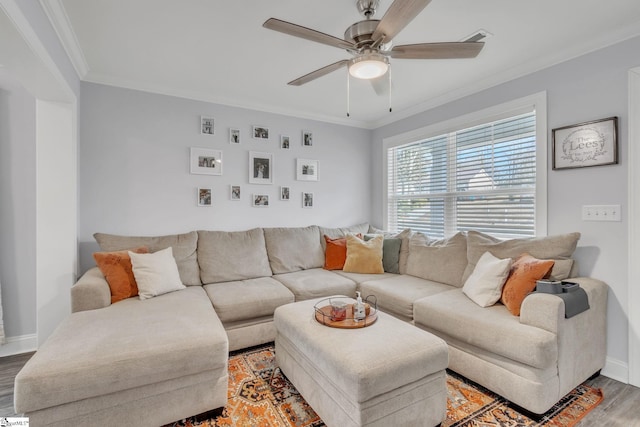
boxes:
[371,35,640,372]
[0,71,37,339]
[78,83,373,271]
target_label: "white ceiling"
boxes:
[45,0,640,128]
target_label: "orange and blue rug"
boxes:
[168,343,603,427]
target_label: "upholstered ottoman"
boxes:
[274,297,449,427]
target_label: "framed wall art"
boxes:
[552,116,618,170]
[280,135,290,149]
[190,147,223,175]
[296,158,318,181]
[229,128,240,144]
[230,185,241,200]
[249,151,273,184]
[302,130,313,146]
[252,194,269,207]
[302,192,314,208]
[252,125,269,140]
[280,186,290,200]
[197,188,212,206]
[201,116,214,135]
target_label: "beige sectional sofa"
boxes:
[14,223,608,426]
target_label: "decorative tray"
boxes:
[313,296,378,329]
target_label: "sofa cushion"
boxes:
[14,286,227,413]
[93,247,148,303]
[359,275,455,321]
[263,226,324,274]
[369,227,414,274]
[323,234,360,271]
[129,247,186,300]
[319,222,369,251]
[94,231,200,286]
[343,234,384,274]
[203,277,294,323]
[273,268,357,301]
[501,254,555,316]
[413,289,557,369]
[462,251,513,307]
[406,232,468,287]
[364,235,402,273]
[463,231,580,283]
[197,228,272,283]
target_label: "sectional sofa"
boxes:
[14,223,607,426]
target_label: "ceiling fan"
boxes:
[263,0,485,88]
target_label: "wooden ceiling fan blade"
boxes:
[390,42,484,59]
[372,0,432,42]
[288,60,350,86]
[263,18,355,50]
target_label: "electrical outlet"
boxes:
[582,205,621,221]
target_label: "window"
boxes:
[385,94,546,239]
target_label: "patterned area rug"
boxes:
[166,343,603,427]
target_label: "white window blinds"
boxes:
[387,111,537,239]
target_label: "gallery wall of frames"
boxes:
[78,83,372,264]
[193,116,319,209]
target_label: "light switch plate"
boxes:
[582,205,621,221]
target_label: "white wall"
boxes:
[36,100,76,344]
[0,72,38,354]
[371,35,640,381]
[78,83,372,271]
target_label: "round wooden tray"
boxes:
[314,297,378,329]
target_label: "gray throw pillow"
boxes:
[364,235,401,274]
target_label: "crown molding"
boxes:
[40,0,89,79]
[371,21,640,129]
[83,72,373,129]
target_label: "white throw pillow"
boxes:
[129,247,186,300]
[462,251,513,307]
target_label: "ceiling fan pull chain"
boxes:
[388,64,392,113]
[347,70,351,117]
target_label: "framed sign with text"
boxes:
[552,117,618,170]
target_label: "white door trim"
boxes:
[628,66,640,387]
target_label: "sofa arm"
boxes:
[71,267,111,312]
[520,277,608,333]
[520,277,608,397]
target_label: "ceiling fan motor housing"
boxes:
[345,20,380,47]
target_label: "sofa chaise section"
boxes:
[14,286,228,426]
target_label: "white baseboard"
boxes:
[602,356,629,384]
[0,334,37,358]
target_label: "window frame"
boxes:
[382,92,548,237]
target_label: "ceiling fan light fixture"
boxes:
[349,52,389,79]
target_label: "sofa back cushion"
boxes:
[263,226,325,274]
[198,228,272,283]
[406,232,468,287]
[94,231,201,286]
[367,227,413,274]
[463,231,580,283]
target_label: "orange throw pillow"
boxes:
[324,234,361,270]
[501,253,555,316]
[93,247,148,303]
